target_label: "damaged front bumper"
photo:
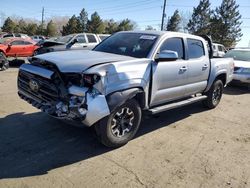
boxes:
[66,85,110,126]
[18,64,110,127]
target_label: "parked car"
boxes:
[1,33,31,39]
[224,48,250,88]
[213,43,226,57]
[0,37,39,57]
[31,35,45,43]
[97,34,110,41]
[17,31,234,147]
[34,33,102,55]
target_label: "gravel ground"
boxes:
[0,67,250,188]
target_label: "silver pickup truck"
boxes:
[17,31,234,147]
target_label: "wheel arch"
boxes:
[215,73,227,86]
[0,50,6,56]
[106,87,146,113]
[205,72,227,93]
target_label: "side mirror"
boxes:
[155,50,178,62]
[8,43,12,47]
[71,38,79,45]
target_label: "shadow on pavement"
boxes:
[9,58,26,68]
[0,103,206,179]
[224,85,249,95]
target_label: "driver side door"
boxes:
[5,40,25,56]
[150,37,188,107]
[71,35,87,49]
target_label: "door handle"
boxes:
[202,64,209,70]
[83,45,87,48]
[179,66,188,72]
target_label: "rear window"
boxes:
[87,34,97,43]
[23,41,33,45]
[187,39,205,59]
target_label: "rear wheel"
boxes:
[0,52,9,71]
[203,79,223,109]
[94,99,142,147]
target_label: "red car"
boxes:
[0,37,39,57]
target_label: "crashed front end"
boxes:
[17,62,110,127]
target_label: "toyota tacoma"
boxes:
[17,31,234,147]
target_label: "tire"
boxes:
[33,50,38,56]
[94,99,142,148]
[203,79,223,109]
[0,52,9,71]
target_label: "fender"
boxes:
[106,88,143,112]
[205,70,227,92]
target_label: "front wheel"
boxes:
[94,99,142,147]
[0,52,9,71]
[203,79,223,109]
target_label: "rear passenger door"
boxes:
[150,37,188,107]
[86,34,99,50]
[185,38,210,96]
[22,41,35,56]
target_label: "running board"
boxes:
[148,95,207,115]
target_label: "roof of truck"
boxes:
[119,30,203,39]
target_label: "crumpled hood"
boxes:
[234,60,250,69]
[41,40,65,47]
[34,50,136,72]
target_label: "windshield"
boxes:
[224,50,250,61]
[94,33,158,58]
[99,35,109,41]
[56,35,74,43]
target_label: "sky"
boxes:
[0,0,249,47]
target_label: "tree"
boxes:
[26,23,38,36]
[1,17,16,33]
[145,25,155,30]
[211,0,242,47]
[104,19,118,34]
[117,19,134,31]
[78,8,88,32]
[49,16,69,35]
[179,11,192,33]
[14,19,27,33]
[187,0,212,35]
[87,12,105,33]
[166,10,181,31]
[61,15,82,35]
[46,20,57,37]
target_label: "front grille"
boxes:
[18,69,60,104]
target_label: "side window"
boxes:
[76,35,86,43]
[160,37,184,59]
[187,39,205,59]
[3,34,13,38]
[11,41,24,45]
[218,45,225,52]
[87,34,97,43]
[23,41,33,45]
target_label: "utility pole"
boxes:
[161,0,167,31]
[41,7,44,34]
